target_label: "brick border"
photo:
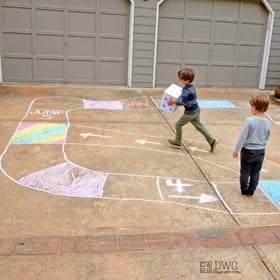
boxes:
[0,226,279,256]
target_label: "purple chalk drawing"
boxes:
[83,99,123,110]
[19,162,106,198]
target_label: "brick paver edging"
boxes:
[0,226,279,256]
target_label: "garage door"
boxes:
[1,0,129,84]
[156,0,268,87]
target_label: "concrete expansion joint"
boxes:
[0,226,279,256]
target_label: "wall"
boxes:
[131,0,159,87]
[267,0,280,88]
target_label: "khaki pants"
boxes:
[175,110,214,145]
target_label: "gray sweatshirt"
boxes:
[234,116,271,153]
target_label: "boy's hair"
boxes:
[177,68,195,83]
[249,93,270,112]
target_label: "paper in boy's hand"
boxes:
[159,83,182,113]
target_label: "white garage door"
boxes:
[156,0,268,87]
[1,0,129,84]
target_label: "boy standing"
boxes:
[167,68,218,152]
[232,93,271,196]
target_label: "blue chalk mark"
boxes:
[198,100,236,108]
[259,180,280,208]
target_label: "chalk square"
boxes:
[198,100,236,109]
[259,180,280,207]
[159,84,182,113]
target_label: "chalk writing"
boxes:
[29,108,65,120]
[126,100,149,108]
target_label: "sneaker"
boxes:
[241,189,249,196]
[168,139,182,148]
[210,139,218,152]
[247,190,255,197]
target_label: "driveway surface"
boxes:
[0,84,279,279]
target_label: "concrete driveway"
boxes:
[0,84,279,279]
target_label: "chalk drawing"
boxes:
[83,99,123,110]
[19,162,106,197]
[126,100,149,108]
[0,95,279,216]
[80,133,111,139]
[168,193,218,204]
[259,180,280,209]
[11,122,68,144]
[166,178,192,193]
[134,139,160,145]
[29,108,65,120]
[198,100,236,109]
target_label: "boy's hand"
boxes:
[232,152,238,158]
[167,98,176,106]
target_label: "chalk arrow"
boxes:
[168,193,218,204]
[80,133,110,138]
[135,139,160,145]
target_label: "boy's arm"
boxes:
[233,120,250,154]
[175,88,189,106]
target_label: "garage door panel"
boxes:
[100,14,127,35]
[3,7,31,30]
[188,0,213,17]
[187,20,211,40]
[100,0,128,11]
[212,44,235,63]
[241,1,266,21]
[156,64,180,83]
[238,45,261,64]
[211,66,233,84]
[158,41,182,61]
[99,38,127,58]
[35,0,64,8]
[99,61,126,83]
[68,0,96,10]
[68,37,95,57]
[36,35,64,56]
[36,10,64,32]
[68,61,95,81]
[37,60,64,81]
[193,65,208,84]
[236,67,258,86]
[160,0,185,16]
[2,0,31,4]
[3,33,32,55]
[213,22,238,41]
[159,18,184,38]
[215,0,239,18]
[68,12,96,34]
[240,23,265,43]
[185,43,209,62]
[4,58,32,80]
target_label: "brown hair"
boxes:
[177,68,195,83]
[249,93,270,112]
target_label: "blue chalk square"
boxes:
[198,100,236,108]
[259,180,280,207]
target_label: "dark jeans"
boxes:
[240,148,265,193]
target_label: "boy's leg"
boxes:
[248,149,265,196]
[240,149,251,194]
[191,112,215,145]
[173,114,193,143]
